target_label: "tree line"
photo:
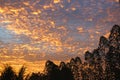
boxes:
[0,25,120,80]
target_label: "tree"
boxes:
[44,60,61,80]
[59,62,74,80]
[85,51,93,66]
[17,66,26,80]
[106,46,120,80]
[75,57,82,65]
[0,65,17,80]
[105,25,120,80]
[92,49,104,80]
[28,73,40,80]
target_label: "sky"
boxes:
[0,0,120,73]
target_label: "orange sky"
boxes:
[0,0,120,73]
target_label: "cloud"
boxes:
[0,0,119,72]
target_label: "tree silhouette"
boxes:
[106,46,120,80]
[92,49,103,80]
[44,60,61,80]
[17,66,26,80]
[0,24,120,80]
[105,25,120,80]
[85,51,93,66]
[28,73,39,80]
[59,62,74,80]
[0,65,17,80]
[75,57,82,65]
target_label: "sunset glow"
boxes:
[0,0,120,73]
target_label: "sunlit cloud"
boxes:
[77,27,84,33]
[0,0,119,72]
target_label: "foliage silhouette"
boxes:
[17,66,26,80]
[44,60,61,80]
[0,65,17,80]
[59,62,74,80]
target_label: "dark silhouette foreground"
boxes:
[0,25,120,80]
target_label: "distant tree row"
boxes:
[0,25,120,80]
